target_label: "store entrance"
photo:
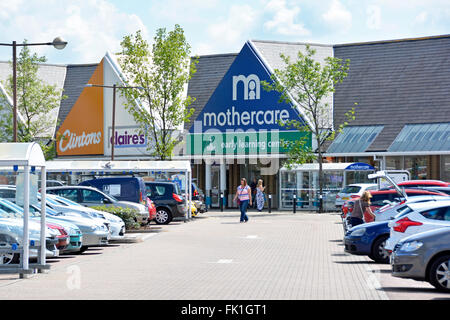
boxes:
[210,166,220,208]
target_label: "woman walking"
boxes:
[234,178,252,223]
[256,179,265,212]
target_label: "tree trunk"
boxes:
[317,137,324,213]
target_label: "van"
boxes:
[79,177,147,207]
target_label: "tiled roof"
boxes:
[185,53,238,131]
[333,35,450,152]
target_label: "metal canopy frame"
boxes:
[45,160,193,221]
[0,143,47,278]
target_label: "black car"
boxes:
[145,181,186,224]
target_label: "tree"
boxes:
[117,25,197,160]
[262,45,355,213]
[0,41,66,159]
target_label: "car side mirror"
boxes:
[102,198,111,204]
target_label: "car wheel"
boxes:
[371,235,390,263]
[77,246,89,254]
[155,208,172,225]
[0,252,19,264]
[428,255,450,292]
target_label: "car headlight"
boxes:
[399,241,423,252]
[350,227,366,237]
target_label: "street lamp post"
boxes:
[0,37,68,142]
[85,84,145,161]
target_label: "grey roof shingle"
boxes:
[185,53,238,131]
[333,35,450,152]
[56,64,98,133]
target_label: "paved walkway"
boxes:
[0,211,447,300]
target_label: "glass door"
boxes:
[210,166,220,208]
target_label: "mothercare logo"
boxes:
[232,74,260,101]
[59,129,102,153]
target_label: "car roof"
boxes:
[369,189,445,195]
[345,183,378,187]
[407,199,450,211]
[46,185,109,193]
[397,180,449,186]
[145,181,176,186]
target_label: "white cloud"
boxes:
[414,11,428,24]
[0,0,148,64]
[322,0,352,33]
[366,5,382,30]
[264,0,310,36]
[195,4,257,54]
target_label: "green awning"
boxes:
[388,123,450,152]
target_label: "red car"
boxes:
[46,222,70,250]
[341,189,448,223]
[388,180,450,188]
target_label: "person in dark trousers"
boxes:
[234,178,252,223]
[250,178,257,209]
[349,191,375,227]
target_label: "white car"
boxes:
[335,183,378,207]
[385,200,450,252]
[47,194,125,240]
[374,195,450,221]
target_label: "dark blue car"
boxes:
[344,221,391,263]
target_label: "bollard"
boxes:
[293,194,297,214]
[220,193,224,212]
[268,194,272,213]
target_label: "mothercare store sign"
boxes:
[187,41,310,155]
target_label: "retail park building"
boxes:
[0,34,449,210]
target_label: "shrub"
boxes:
[91,205,141,230]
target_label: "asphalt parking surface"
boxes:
[0,210,448,300]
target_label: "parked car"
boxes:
[46,186,149,225]
[342,189,447,227]
[0,208,60,263]
[385,200,450,253]
[409,186,450,196]
[388,180,450,189]
[144,181,187,224]
[38,180,66,189]
[0,198,70,252]
[46,194,125,240]
[344,221,391,263]
[374,194,449,222]
[335,183,378,208]
[391,227,450,292]
[79,176,147,207]
[33,203,109,254]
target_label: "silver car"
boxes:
[45,194,125,240]
[0,212,60,264]
[46,186,149,224]
[391,227,450,292]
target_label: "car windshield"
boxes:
[394,205,413,219]
[341,186,361,194]
[54,196,83,207]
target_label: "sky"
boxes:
[0,0,449,65]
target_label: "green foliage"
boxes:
[261,45,354,212]
[117,25,198,160]
[90,205,141,230]
[0,40,66,160]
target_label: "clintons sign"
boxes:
[59,130,102,153]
